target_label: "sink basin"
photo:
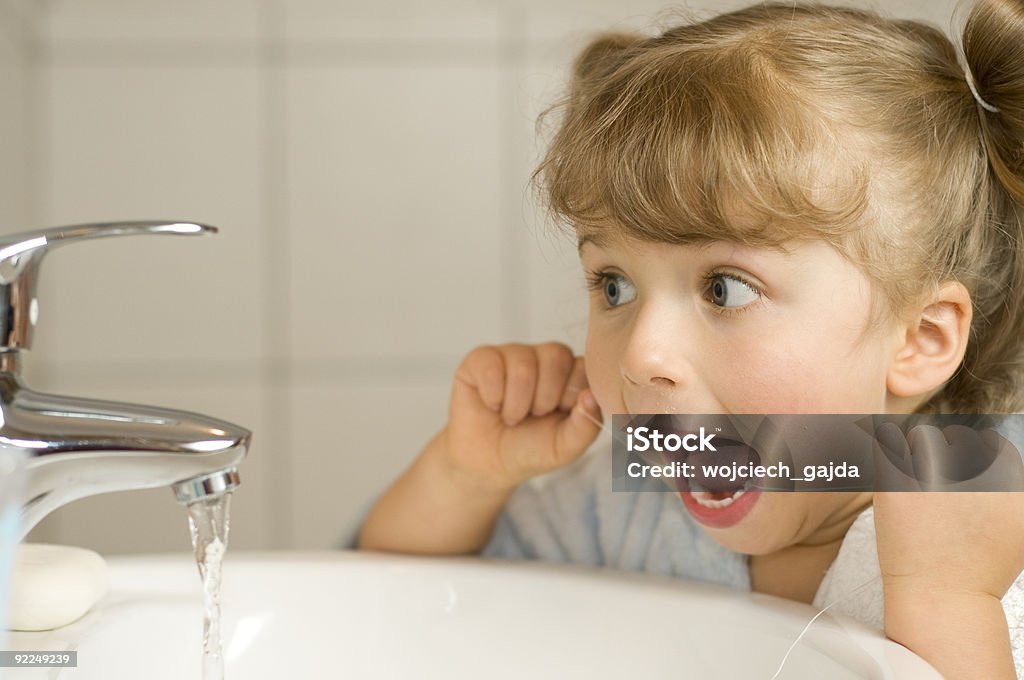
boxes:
[8,551,939,679]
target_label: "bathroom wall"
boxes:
[0,1,31,235]
[21,0,964,554]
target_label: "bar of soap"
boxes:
[7,543,108,631]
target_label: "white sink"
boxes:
[8,551,940,679]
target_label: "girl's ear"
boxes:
[886,281,973,399]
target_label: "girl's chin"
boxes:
[702,528,787,555]
[678,491,785,554]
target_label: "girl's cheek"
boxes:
[711,340,830,412]
[716,334,883,413]
[584,335,618,413]
[590,365,622,415]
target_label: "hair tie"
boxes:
[965,69,1000,114]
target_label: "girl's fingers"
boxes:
[531,343,576,417]
[559,357,589,412]
[500,344,539,426]
[453,345,592,432]
[454,345,506,412]
[554,387,603,462]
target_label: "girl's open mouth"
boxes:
[672,435,764,528]
[679,479,762,529]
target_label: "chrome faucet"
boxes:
[1,222,251,540]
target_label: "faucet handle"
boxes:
[0,221,217,354]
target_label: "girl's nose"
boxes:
[619,304,693,389]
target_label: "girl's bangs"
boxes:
[539,52,875,249]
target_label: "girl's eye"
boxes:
[602,274,637,307]
[707,274,760,308]
[587,272,637,307]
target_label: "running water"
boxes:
[187,493,232,680]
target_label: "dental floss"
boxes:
[768,574,880,679]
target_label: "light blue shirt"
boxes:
[481,443,750,591]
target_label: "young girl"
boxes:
[358,2,1024,676]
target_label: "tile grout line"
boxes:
[41,40,505,68]
[30,354,462,368]
[37,36,560,69]
[498,4,529,340]
[0,2,30,48]
[261,0,293,550]
[24,5,42,230]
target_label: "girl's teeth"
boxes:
[689,476,754,496]
[692,488,745,509]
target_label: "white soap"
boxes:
[7,543,108,631]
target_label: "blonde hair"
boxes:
[533,1,1024,414]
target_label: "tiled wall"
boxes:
[17,0,961,554]
[0,1,30,233]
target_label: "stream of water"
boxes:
[187,492,232,680]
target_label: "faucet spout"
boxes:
[173,468,241,504]
[8,373,251,540]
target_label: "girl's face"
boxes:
[580,234,895,554]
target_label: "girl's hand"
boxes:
[441,343,603,492]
